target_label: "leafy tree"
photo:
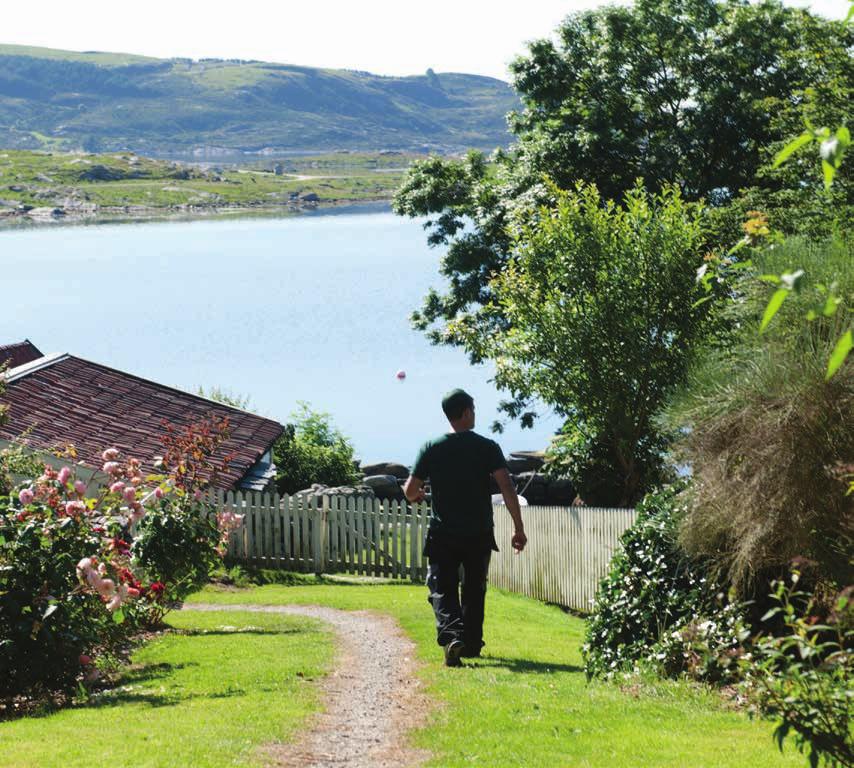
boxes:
[273,403,360,494]
[393,0,851,359]
[195,385,253,412]
[453,182,711,505]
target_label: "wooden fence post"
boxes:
[319,495,330,575]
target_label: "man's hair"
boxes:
[441,388,474,421]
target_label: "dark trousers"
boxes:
[425,529,494,649]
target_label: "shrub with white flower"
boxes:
[583,483,748,681]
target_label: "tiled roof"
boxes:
[0,354,283,490]
[0,340,43,370]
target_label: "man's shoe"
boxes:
[460,640,484,658]
[444,639,464,667]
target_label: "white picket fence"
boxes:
[211,490,636,613]
[491,504,637,612]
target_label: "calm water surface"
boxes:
[1,210,558,463]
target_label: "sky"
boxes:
[1,0,849,81]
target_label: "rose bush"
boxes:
[0,426,239,699]
[0,454,148,697]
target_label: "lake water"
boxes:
[0,207,559,465]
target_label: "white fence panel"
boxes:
[490,504,636,612]
[208,491,634,612]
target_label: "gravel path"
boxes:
[184,603,431,768]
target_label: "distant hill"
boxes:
[0,45,519,155]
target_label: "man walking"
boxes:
[403,388,527,667]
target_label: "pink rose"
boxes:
[154,487,164,499]
[57,466,72,485]
[65,500,86,515]
[109,481,125,494]
[18,488,34,506]
[78,654,92,666]
[74,480,87,495]
[101,448,120,461]
[102,461,121,475]
[193,489,203,501]
[96,578,116,598]
[123,487,137,503]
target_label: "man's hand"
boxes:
[403,475,426,503]
[511,529,527,552]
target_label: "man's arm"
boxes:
[493,468,527,551]
[403,475,426,503]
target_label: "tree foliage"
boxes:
[272,403,360,495]
[455,182,711,505]
[393,0,851,355]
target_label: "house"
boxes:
[0,344,284,492]
[0,340,44,370]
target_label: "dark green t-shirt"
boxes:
[412,431,507,535]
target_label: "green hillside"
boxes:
[0,45,518,154]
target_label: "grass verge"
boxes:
[0,610,332,768]
[186,581,804,768]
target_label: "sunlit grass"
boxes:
[189,581,804,768]
[0,610,332,768]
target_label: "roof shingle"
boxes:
[0,354,283,490]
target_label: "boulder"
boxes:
[300,192,320,203]
[545,478,576,505]
[296,483,375,500]
[27,207,65,219]
[515,471,549,505]
[362,474,404,501]
[360,461,409,479]
[507,451,545,473]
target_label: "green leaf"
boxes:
[112,608,125,624]
[822,294,841,317]
[837,125,850,147]
[760,289,788,333]
[758,274,782,285]
[826,330,852,380]
[773,132,813,167]
[806,309,818,321]
[692,295,714,309]
[822,159,836,189]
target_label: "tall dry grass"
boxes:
[667,237,853,595]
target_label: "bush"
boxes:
[583,484,747,681]
[130,499,221,625]
[0,458,148,697]
[0,424,234,699]
[273,403,360,494]
[668,237,854,594]
[0,492,118,696]
[743,570,853,768]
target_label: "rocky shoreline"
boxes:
[299,452,578,507]
[0,197,391,227]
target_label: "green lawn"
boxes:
[0,582,805,768]
[187,582,804,768]
[0,610,332,768]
